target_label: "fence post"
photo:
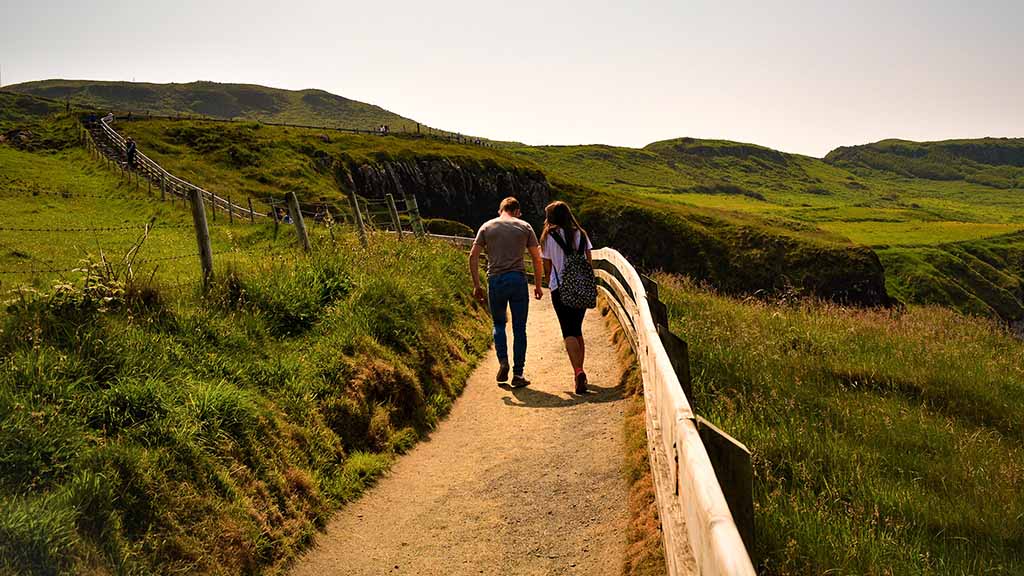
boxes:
[695,416,755,556]
[386,194,403,240]
[160,175,167,201]
[641,275,670,328]
[286,191,311,252]
[407,194,426,238]
[325,207,336,243]
[247,198,255,224]
[347,193,368,247]
[271,200,280,238]
[657,324,694,410]
[188,188,215,288]
[209,192,216,222]
[228,196,234,225]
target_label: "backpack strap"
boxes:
[549,228,571,253]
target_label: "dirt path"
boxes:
[291,293,630,576]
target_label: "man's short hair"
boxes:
[499,197,520,214]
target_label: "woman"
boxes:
[540,201,594,394]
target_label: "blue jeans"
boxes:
[488,272,529,376]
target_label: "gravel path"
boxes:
[291,295,630,576]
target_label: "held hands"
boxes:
[534,286,544,300]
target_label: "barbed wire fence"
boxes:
[2,105,457,291]
[0,181,434,288]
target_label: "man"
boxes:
[126,137,137,168]
[470,197,544,388]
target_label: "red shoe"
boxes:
[574,372,588,394]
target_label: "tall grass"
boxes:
[657,274,1024,574]
[0,233,490,575]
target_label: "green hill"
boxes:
[826,138,1024,187]
[6,80,422,131]
[509,136,1024,324]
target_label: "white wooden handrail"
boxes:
[592,247,755,576]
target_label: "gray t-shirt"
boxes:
[473,216,539,277]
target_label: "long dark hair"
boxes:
[540,201,588,248]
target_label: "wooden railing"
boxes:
[95,115,269,222]
[592,248,756,576]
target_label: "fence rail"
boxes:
[91,115,269,221]
[592,248,755,576]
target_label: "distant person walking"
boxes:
[540,201,596,394]
[470,197,544,388]
[125,137,137,168]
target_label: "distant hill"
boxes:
[508,136,1024,325]
[826,138,1024,188]
[5,79,421,131]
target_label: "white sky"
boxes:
[1,0,1021,156]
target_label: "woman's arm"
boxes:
[543,258,553,287]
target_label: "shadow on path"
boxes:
[501,381,626,408]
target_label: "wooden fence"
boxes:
[90,115,269,222]
[592,248,756,576]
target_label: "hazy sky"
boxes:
[2,0,1021,156]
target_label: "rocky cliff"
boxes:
[334,158,552,229]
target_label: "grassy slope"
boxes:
[0,93,86,152]
[0,92,65,129]
[509,137,1024,247]
[0,138,491,574]
[511,137,1024,319]
[6,80,421,132]
[0,145,289,287]
[658,275,1024,574]
[114,118,523,207]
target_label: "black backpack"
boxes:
[551,229,597,309]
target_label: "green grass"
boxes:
[658,274,1024,574]
[0,95,84,152]
[0,232,491,575]
[879,234,1024,325]
[511,136,1024,322]
[818,221,1024,248]
[0,142,492,574]
[7,80,423,132]
[114,117,528,209]
[0,146,293,289]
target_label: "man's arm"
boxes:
[469,243,486,304]
[528,245,544,300]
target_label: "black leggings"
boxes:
[551,289,586,339]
